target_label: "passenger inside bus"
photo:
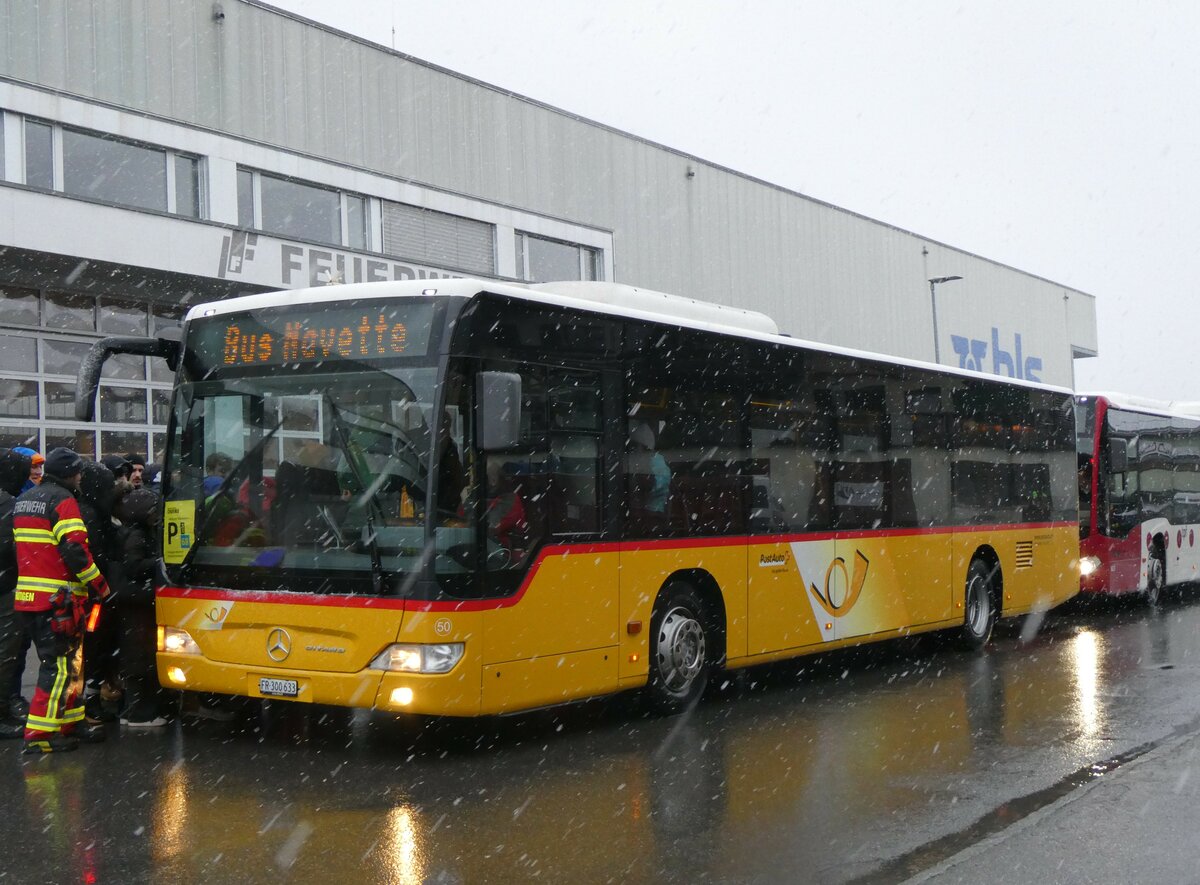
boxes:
[626,421,671,535]
[485,458,529,564]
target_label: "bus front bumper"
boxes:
[157,653,484,716]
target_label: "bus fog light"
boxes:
[166,666,187,685]
[390,687,414,706]
[1079,556,1101,577]
[370,643,464,674]
[160,627,201,655]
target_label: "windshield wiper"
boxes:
[325,396,388,596]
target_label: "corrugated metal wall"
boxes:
[0,0,1096,382]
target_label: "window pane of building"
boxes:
[41,339,92,378]
[100,430,147,459]
[526,235,584,282]
[152,303,186,334]
[237,168,254,228]
[259,173,340,245]
[99,297,148,336]
[62,128,167,211]
[0,378,38,419]
[174,154,200,217]
[24,119,53,189]
[151,388,171,425]
[0,425,38,450]
[0,334,37,372]
[583,247,600,281]
[44,292,95,331]
[44,381,76,419]
[47,428,95,455]
[0,286,40,326]
[100,385,148,423]
[346,194,367,250]
[101,351,146,381]
[383,202,495,274]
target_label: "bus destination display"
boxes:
[194,301,436,369]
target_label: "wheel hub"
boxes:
[657,607,705,692]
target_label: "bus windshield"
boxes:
[163,316,471,596]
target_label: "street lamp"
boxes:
[929,275,963,364]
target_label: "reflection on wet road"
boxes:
[7,593,1200,883]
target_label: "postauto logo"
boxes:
[950,327,1043,382]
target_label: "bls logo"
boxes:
[809,550,870,618]
[950,327,1043,382]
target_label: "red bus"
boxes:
[1077,393,1200,602]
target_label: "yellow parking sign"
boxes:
[163,500,196,564]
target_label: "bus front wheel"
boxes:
[962,559,997,650]
[645,583,710,715]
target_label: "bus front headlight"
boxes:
[1079,556,1101,577]
[370,643,464,674]
[159,626,201,655]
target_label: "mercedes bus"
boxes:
[78,279,1080,717]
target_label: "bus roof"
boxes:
[185,278,1072,395]
[1077,392,1200,420]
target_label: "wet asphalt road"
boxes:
[5,590,1200,884]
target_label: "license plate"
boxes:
[258,677,299,697]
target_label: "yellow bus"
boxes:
[78,278,1079,716]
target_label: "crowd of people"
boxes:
[0,445,169,754]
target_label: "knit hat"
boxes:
[43,447,84,480]
[13,446,44,467]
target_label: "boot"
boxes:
[23,733,79,754]
[0,717,23,739]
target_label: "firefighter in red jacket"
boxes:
[13,448,112,754]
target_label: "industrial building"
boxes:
[0,0,1097,459]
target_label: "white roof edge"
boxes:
[185,278,1072,394]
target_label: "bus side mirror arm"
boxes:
[476,371,522,451]
[75,331,182,421]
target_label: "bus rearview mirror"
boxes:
[477,371,522,451]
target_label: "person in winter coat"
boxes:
[114,488,169,726]
[0,447,32,738]
[78,459,128,723]
[14,448,112,753]
[6,447,40,713]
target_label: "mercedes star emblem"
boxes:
[266,627,292,662]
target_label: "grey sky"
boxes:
[269,0,1200,401]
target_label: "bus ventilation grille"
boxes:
[1015,541,1034,570]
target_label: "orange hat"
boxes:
[31,453,45,466]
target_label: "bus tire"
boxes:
[961,558,997,650]
[645,583,710,715]
[1146,547,1166,607]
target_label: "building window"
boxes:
[515,233,600,283]
[0,286,178,459]
[20,117,201,217]
[237,168,255,228]
[24,119,53,190]
[381,202,495,275]
[238,168,370,250]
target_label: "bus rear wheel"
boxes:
[645,583,710,715]
[962,558,997,650]
[1146,549,1165,607]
